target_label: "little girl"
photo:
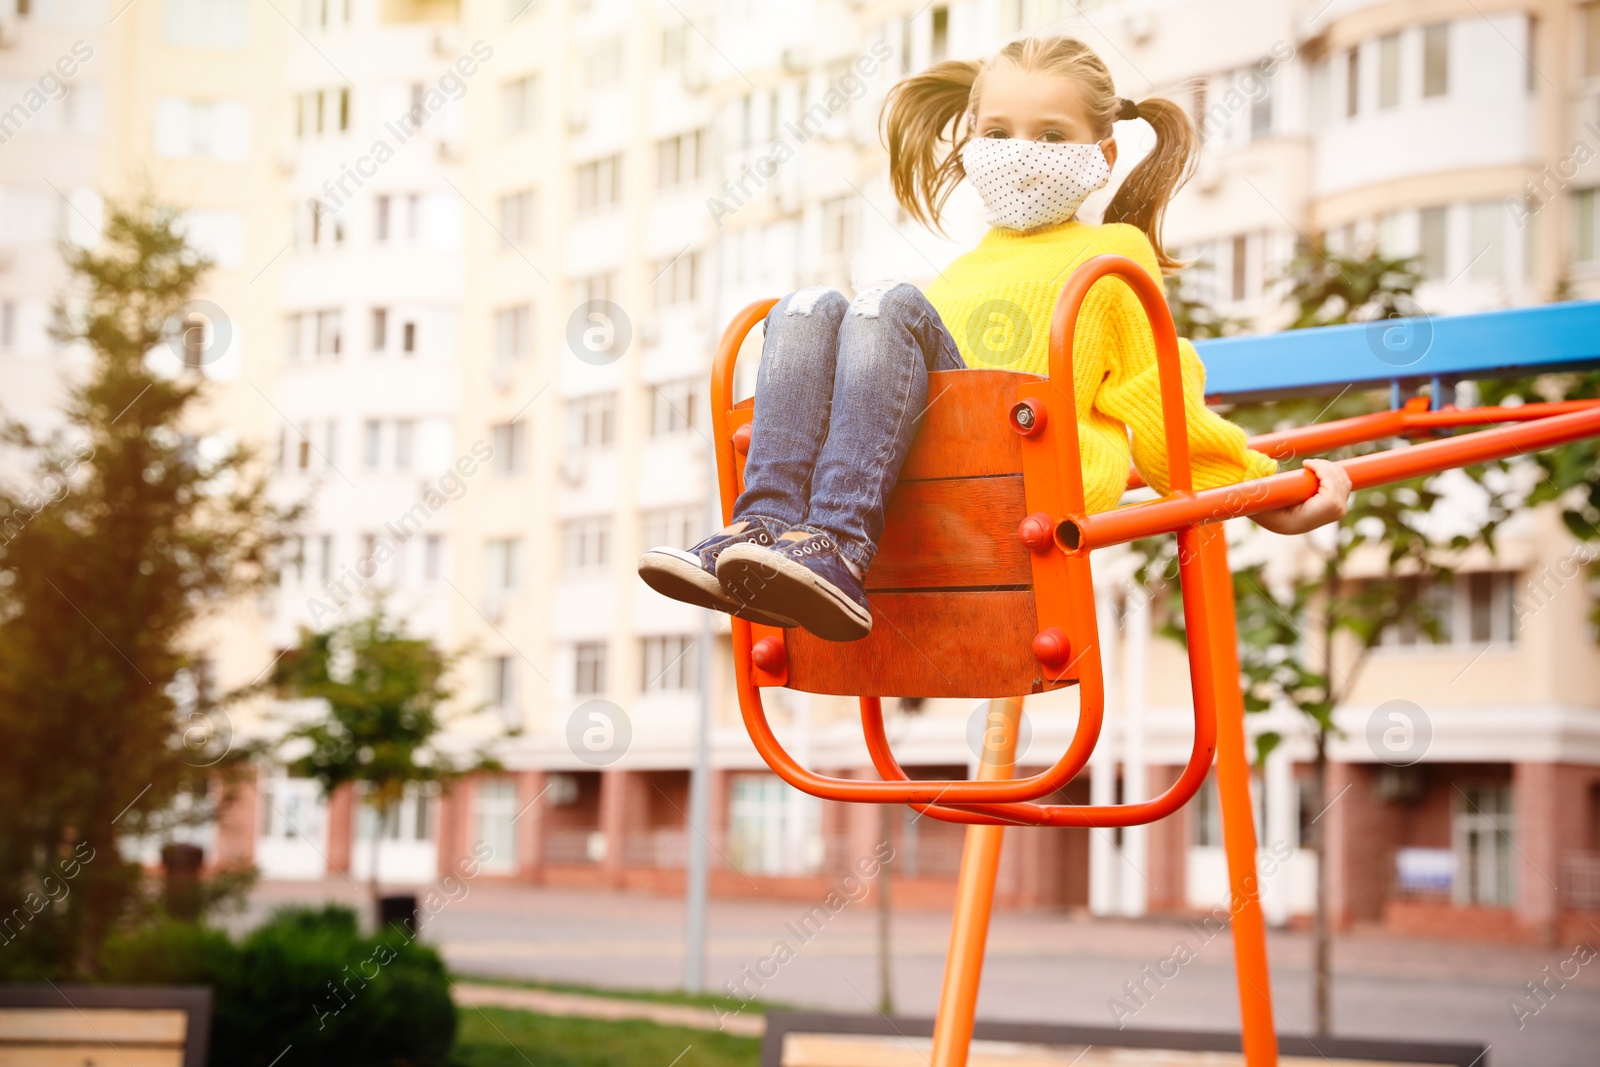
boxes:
[639,36,1350,641]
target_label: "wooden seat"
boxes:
[727,368,1074,698]
[0,985,211,1067]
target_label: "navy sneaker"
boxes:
[638,521,799,628]
[715,530,872,642]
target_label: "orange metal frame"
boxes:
[708,255,1600,1067]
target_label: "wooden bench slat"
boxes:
[0,1008,188,1044]
[0,1047,184,1067]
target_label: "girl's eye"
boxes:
[1039,131,1065,143]
[982,128,1009,139]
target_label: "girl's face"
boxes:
[970,66,1119,171]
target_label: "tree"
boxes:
[0,200,294,977]
[1142,242,1508,1035]
[266,605,499,925]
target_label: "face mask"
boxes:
[959,138,1111,232]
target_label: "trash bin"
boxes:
[379,893,418,935]
[161,843,204,921]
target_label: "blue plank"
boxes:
[1190,300,1600,403]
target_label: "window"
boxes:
[1377,572,1518,647]
[1467,201,1504,283]
[1230,234,1248,302]
[364,419,382,469]
[484,658,517,721]
[324,421,338,469]
[497,189,536,246]
[163,0,249,47]
[318,533,333,582]
[495,305,532,360]
[1418,206,1449,280]
[490,420,525,474]
[649,380,696,436]
[574,640,607,695]
[485,537,521,597]
[821,195,852,256]
[0,301,13,350]
[1454,785,1514,906]
[306,309,340,357]
[424,534,444,581]
[584,36,623,88]
[930,4,949,63]
[1377,33,1400,109]
[296,425,312,470]
[401,320,416,354]
[374,195,390,241]
[641,635,696,691]
[576,273,614,305]
[1578,188,1599,264]
[642,506,697,550]
[394,418,415,470]
[654,250,700,306]
[371,307,388,352]
[154,97,250,160]
[566,393,617,449]
[474,779,518,870]
[575,155,623,212]
[1249,77,1272,140]
[661,23,687,65]
[561,516,612,572]
[1344,47,1360,117]
[655,130,706,188]
[501,74,538,135]
[1422,23,1451,96]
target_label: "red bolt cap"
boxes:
[1009,398,1047,436]
[732,423,753,455]
[1018,512,1054,552]
[751,636,786,673]
[1032,628,1071,669]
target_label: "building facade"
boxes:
[4,0,1599,944]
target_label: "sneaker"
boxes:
[715,530,872,643]
[638,521,799,628]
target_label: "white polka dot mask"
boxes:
[959,138,1111,232]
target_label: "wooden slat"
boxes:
[899,369,1033,481]
[869,475,1030,590]
[782,1033,1430,1067]
[0,1008,187,1044]
[0,1048,182,1067]
[784,590,1062,698]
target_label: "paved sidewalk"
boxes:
[242,879,1600,1067]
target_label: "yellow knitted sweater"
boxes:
[923,221,1277,513]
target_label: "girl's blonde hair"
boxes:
[882,36,1197,273]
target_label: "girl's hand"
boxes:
[1251,458,1352,535]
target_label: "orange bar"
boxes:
[930,697,1021,1067]
[1200,526,1279,1067]
[1072,402,1600,552]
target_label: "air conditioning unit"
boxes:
[558,454,584,486]
[544,773,579,806]
[681,65,709,92]
[781,48,808,73]
[567,104,588,132]
[437,136,464,161]
[482,597,505,624]
[432,26,459,55]
[490,360,513,392]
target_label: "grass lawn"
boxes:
[454,972,787,1016]
[450,1006,761,1067]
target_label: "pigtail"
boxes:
[1102,96,1198,273]
[881,59,980,233]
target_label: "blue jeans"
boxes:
[732,283,966,572]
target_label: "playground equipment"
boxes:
[708,256,1600,1067]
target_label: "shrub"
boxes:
[102,905,455,1067]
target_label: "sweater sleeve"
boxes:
[1085,228,1277,496]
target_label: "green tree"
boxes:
[0,200,294,977]
[266,605,499,925]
